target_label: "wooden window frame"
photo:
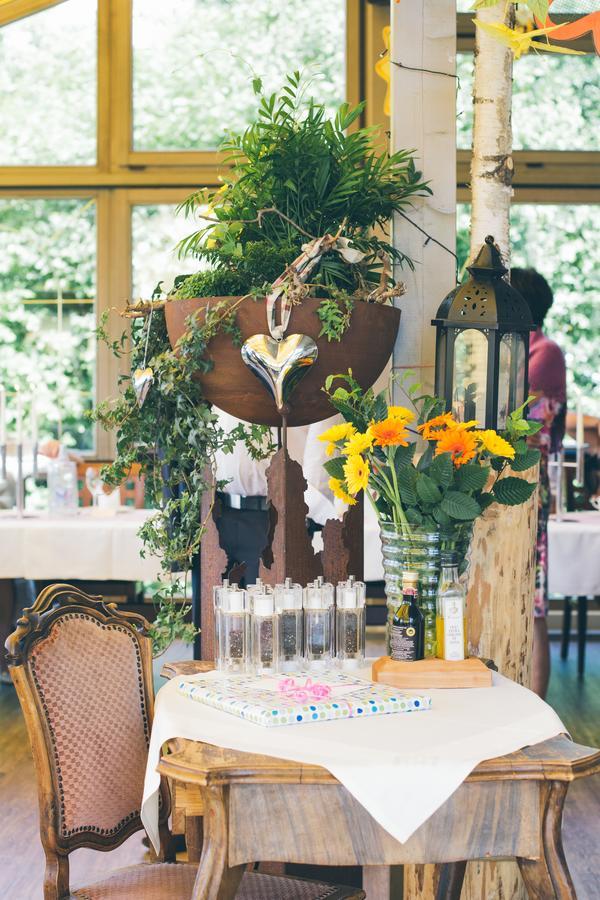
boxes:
[0,0,363,455]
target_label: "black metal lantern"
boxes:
[432,235,535,429]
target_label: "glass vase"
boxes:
[380,522,473,659]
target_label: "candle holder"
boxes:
[16,442,24,518]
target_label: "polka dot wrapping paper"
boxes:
[176,670,431,727]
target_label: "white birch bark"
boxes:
[470,2,516,263]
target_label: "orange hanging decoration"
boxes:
[537,0,600,54]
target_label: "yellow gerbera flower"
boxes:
[343,454,370,495]
[342,431,374,457]
[328,477,357,506]
[368,417,410,448]
[318,422,356,458]
[417,412,456,441]
[387,405,415,424]
[478,430,516,460]
[434,426,478,467]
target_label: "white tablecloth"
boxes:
[0,509,162,581]
[548,511,600,597]
[141,667,564,854]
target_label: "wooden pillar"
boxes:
[390,0,456,404]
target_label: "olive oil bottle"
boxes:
[390,571,424,661]
[436,552,467,660]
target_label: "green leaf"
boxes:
[252,76,263,95]
[441,491,481,521]
[478,492,495,512]
[433,505,452,527]
[323,458,345,480]
[455,464,490,493]
[417,443,434,472]
[525,0,550,21]
[493,477,537,507]
[416,473,442,505]
[428,452,454,488]
[490,456,505,472]
[510,448,541,472]
[405,507,423,525]
[397,466,417,506]
[393,442,417,470]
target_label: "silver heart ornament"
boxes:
[241,333,318,412]
[133,367,154,407]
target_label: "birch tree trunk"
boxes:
[463,5,530,899]
[470,2,515,262]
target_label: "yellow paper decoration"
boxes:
[374,25,391,117]
[474,19,586,59]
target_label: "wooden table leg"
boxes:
[433,861,467,900]
[191,785,245,900]
[517,782,576,899]
[362,865,403,899]
[577,596,587,678]
[560,597,571,661]
[0,579,16,676]
[186,815,204,864]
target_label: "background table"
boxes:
[0,508,161,581]
[548,511,600,598]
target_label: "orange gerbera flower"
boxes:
[417,412,456,441]
[434,426,478,467]
[369,417,410,448]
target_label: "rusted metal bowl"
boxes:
[164,295,401,427]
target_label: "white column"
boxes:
[391,0,456,402]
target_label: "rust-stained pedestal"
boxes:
[198,448,363,661]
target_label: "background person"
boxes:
[511,267,567,699]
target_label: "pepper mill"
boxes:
[335,576,366,669]
[274,578,303,673]
[214,583,248,673]
[249,585,279,676]
[303,576,334,671]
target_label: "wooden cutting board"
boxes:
[372,656,493,689]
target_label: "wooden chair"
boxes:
[5,585,363,900]
[77,461,146,508]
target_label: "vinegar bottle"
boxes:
[390,571,424,662]
[436,552,467,660]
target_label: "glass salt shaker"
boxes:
[250,586,279,675]
[274,578,303,672]
[215,583,248,673]
[212,578,229,668]
[335,576,366,669]
[303,576,334,671]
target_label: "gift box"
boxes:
[177,670,431,727]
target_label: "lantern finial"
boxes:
[468,234,507,280]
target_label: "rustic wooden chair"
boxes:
[5,584,364,900]
[77,461,146,508]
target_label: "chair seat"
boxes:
[72,863,364,900]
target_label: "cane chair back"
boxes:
[5,585,171,895]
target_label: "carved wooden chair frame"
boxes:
[5,584,173,898]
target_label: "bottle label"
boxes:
[390,624,418,661]
[443,598,465,661]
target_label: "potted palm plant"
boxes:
[164,71,430,426]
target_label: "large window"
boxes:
[0,0,97,165]
[132,0,346,152]
[0,0,358,455]
[457,204,600,414]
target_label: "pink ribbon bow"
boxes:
[278,677,331,703]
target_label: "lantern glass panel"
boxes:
[515,334,526,407]
[452,329,488,423]
[497,335,512,429]
[435,329,447,396]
